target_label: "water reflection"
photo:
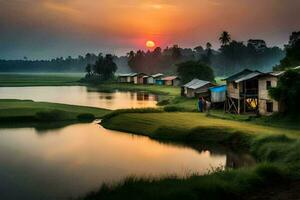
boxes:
[0,122,253,200]
[0,86,158,110]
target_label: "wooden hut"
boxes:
[162,76,181,86]
[117,73,137,83]
[149,73,164,84]
[182,79,214,98]
[224,69,281,115]
[132,73,147,84]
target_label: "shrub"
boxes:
[157,99,170,106]
[77,113,95,122]
[35,110,67,122]
[163,106,185,112]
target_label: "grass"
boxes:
[0,99,110,124]
[94,82,180,96]
[78,163,288,200]
[102,112,299,139]
[76,110,300,200]
[0,73,82,87]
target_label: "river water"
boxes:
[0,86,254,200]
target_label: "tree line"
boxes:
[0,53,128,73]
[127,31,285,76]
[84,54,117,82]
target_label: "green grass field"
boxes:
[0,73,83,87]
[0,99,110,123]
[96,82,181,96]
[102,112,299,139]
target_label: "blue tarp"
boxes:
[209,85,227,103]
[209,85,227,93]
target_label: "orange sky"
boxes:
[0,0,299,59]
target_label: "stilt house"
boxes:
[224,69,282,115]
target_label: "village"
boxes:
[116,67,296,116]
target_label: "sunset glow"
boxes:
[0,0,299,59]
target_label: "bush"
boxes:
[77,113,95,122]
[35,110,67,122]
[157,99,170,106]
[163,106,185,112]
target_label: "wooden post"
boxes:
[238,98,240,114]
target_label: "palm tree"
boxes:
[219,31,231,46]
[206,42,212,50]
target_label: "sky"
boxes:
[0,0,299,59]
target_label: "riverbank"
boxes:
[0,99,110,124]
[77,110,300,200]
[0,73,82,87]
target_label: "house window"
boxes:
[233,82,238,89]
[266,101,273,112]
[266,81,271,90]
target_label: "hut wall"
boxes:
[227,82,241,99]
[258,76,279,115]
[258,76,278,100]
[133,76,138,84]
[186,88,195,98]
[211,91,226,103]
[156,80,164,85]
[147,77,154,84]
[173,79,181,86]
[118,77,127,83]
[186,85,211,98]
[137,76,144,84]
[164,80,172,86]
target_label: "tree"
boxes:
[275,31,300,70]
[88,54,117,81]
[269,70,300,115]
[206,42,212,50]
[177,61,214,84]
[171,45,182,60]
[85,64,92,76]
[219,31,231,46]
[201,42,213,65]
[194,45,204,53]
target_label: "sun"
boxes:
[146,40,155,48]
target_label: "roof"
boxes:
[224,69,263,83]
[183,79,201,87]
[235,71,262,83]
[224,69,254,82]
[209,85,227,92]
[184,79,211,89]
[118,73,137,77]
[151,73,164,78]
[162,76,179,81]
[266,71,285,77]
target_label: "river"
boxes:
[0,86,254,200]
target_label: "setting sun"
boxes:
[146,40,155,48]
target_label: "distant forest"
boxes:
[128,32,286,75]
[0,54,130,74]
[1,31,295,76]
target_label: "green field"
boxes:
[102,112,299,138]
[96,82,180,96]
[0,73,83,87]
[0,99,110,123]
